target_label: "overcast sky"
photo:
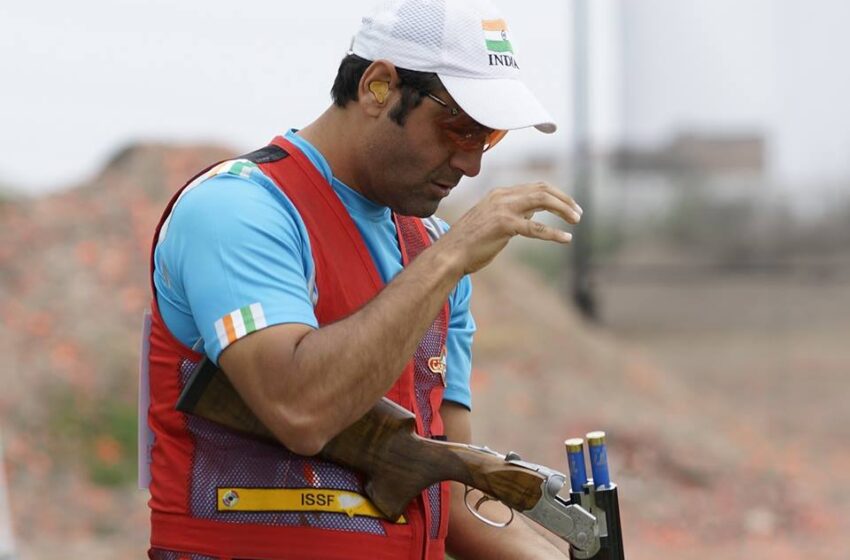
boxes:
[2,0,849,194]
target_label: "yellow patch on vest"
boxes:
[216,488,407,523]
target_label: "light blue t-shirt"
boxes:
[153,130,475,408]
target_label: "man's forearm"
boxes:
[252,242,464,453]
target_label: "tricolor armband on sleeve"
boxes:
[214,303,268,349]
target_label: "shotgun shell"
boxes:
[586,431,611,488]
[565,438,588,493]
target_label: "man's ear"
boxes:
[358,60,399,117]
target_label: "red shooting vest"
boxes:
[146,136,451,560]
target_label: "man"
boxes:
[143,0,582,558]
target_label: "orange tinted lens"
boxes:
[484,130,508,152]
[440,128,484,151]
[436,110,507,152]
[436,112,486,150]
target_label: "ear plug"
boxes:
[369,81,389,104]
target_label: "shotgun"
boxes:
[176,359,620,557]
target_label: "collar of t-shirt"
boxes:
[284,129,391,224]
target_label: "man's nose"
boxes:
[449,147,483,178]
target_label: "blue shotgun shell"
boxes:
[586,431,611,488]
[565,438,588,493]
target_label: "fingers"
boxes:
[516,218,573,243]
[500,182,583,225]
[443,183,579,274]
[527,182,582,214]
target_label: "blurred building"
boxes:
[611,133,765,177]
[599,132,768,226]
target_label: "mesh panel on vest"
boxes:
[426,483,442,539]
[396,216,448,539]
[396,217,448,438]
[412,316,447,435]
[412,317,447,538]
[178,359,385,535]
[149,548,221,560]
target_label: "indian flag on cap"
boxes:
[482,19,513,54]
[214,303,267,349]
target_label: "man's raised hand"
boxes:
[437,182,582,275]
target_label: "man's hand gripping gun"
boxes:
[176,360,625,559]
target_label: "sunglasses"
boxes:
[423,92,508,153]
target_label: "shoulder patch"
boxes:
[212,159,259,179]
[214,303,268,350]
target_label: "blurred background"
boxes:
[1,0,848,558]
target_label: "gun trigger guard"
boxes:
[463,485,514,529]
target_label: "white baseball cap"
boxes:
[351,0,556,133]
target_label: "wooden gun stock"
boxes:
[176,359,545,521]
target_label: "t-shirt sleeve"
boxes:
[156,173,318,364]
